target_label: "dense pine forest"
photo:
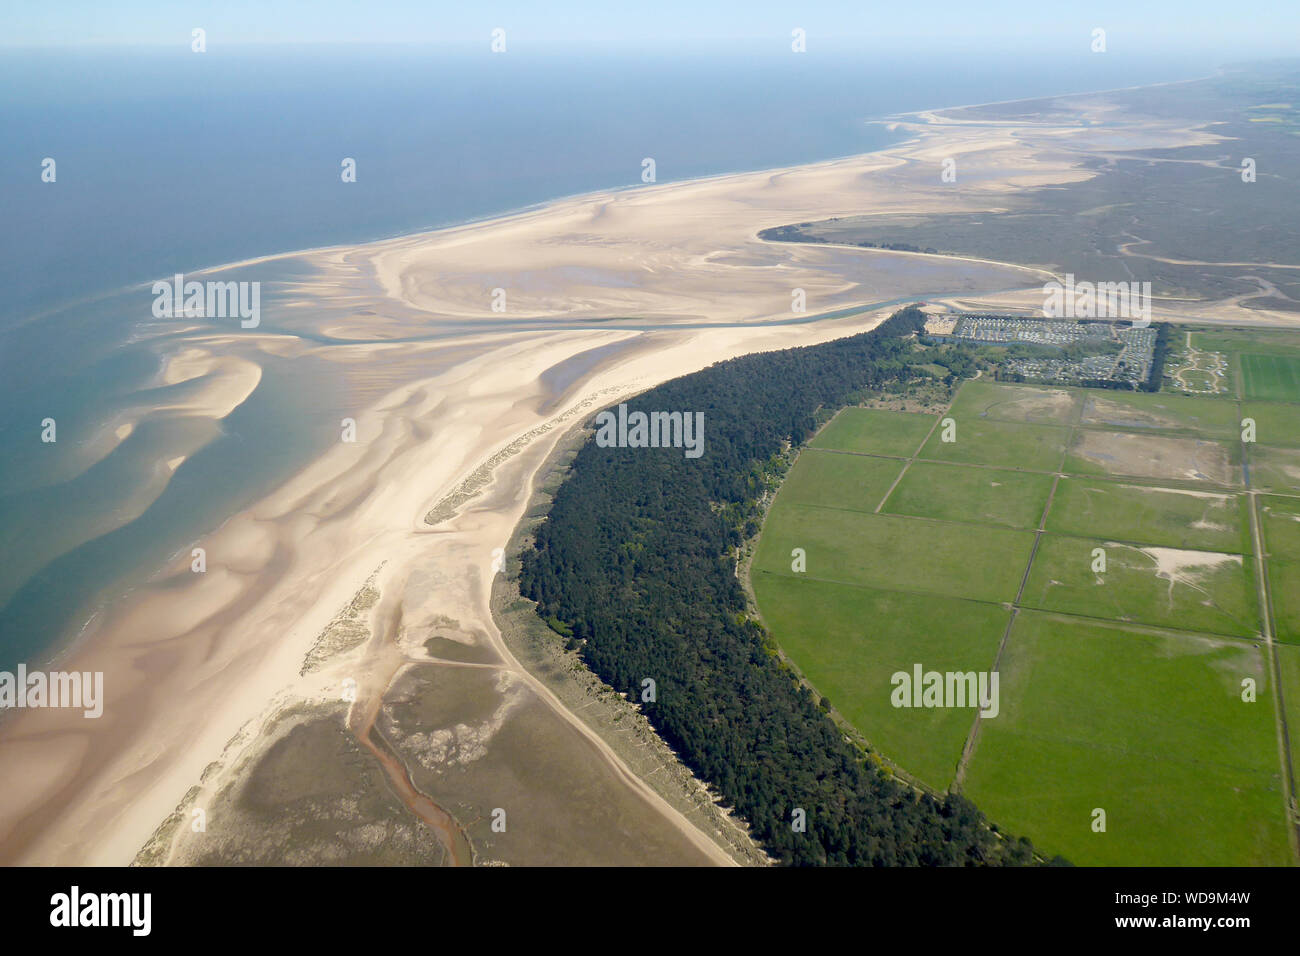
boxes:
[520,306,1044,866]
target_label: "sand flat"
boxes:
[0,91,1269,866]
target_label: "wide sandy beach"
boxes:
[0,84,1286,865]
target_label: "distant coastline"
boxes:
[0,65,1281,865]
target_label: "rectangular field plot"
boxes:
[1247,444,1300,493]
[1276,644,1300,787]
[774,450,905,515]
[1078,391,1240,438]
[1243,402,1300,448]
[1021,535,1261,638]
[809,407,937,457]
[1243,352,1300,403]
[1046,477,1252,554]
[920,418,1069,472]
[1066,429,1241,486]
[882,461,1053,530]
[962,611,1291,866]
[1193,328,1300,355]
[751,574,1007,790]
[1259,495,1300,559]
[1266,558,1300,646]
[752,505,1033,604]
[945,380,1080,425]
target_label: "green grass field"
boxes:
[1193,328,1300,356]
[1247,444,1300,493]
[881,461,1053,530]
[1260,495,1300,560]
[809,407,937,457]
[1079,390,1241,438]
[1244,402,1300,448]
[753,503,1033,604]
[945,380,1079,425]
[750,371,1298,865]
[1242,353,1300,403]
[1275,643,1300,787]
[1189,327,1300,404]
[920,417,1069,472]
[1021,535,1261,638]
[1046,477,1252,554]
[962,611,1291,866]
[774,449,905,514]
[1266,558,1300,646]
[751,574,1007,790]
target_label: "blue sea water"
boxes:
[0,44,1219,669]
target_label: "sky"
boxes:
[4,0,1299,56]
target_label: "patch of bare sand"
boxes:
[1071,430,1238,485]
[981,384,1077,423]
[1080,396,1187,432]
[1120,544,1243,609]
[0,312,903,866]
